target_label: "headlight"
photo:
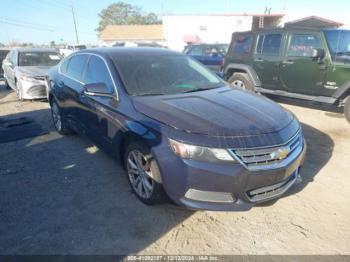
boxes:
[169,139,235,163]
[20,75,39,82]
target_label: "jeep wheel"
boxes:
[345,96,350,124]
[228,73,254,91]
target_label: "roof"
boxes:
[100,25,164,41]
[163,13,285,17]
[285,16,344,29]
[79,47,181,58]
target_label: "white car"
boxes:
[59,44,87,57]
[2,48,62,100]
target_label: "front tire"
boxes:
[344,96,350,124]
[124,141,164,205]
[50,99,71,135]
[15,81,24,101]
[227,73,254,91]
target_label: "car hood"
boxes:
[132,87,295,137]
[17,66,52,77]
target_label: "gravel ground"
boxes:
[0,83,349,255]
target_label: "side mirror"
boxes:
[312,48,325,64]
[83,83,115,98]
[312,48,325,59]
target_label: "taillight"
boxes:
[219,58,224,66]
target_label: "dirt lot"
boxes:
[0,82,349,255]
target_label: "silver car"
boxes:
[2,48,62,100]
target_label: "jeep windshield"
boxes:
[113,54,224,96]
[324,30,350,57]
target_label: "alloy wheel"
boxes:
[127,149,154,199]
[51,102,62,131]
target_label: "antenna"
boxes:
[71,2,79,44]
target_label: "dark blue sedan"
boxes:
[47,48,306,211]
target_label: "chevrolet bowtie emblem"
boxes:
[270,147,290,160]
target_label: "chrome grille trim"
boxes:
[246,171,297,202]
[229,130,303,171]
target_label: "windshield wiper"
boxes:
[136,92,168,96]
[181,85,223,94]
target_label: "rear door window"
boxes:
[60,58,70,74]
[256,33,282,56]
[287,34,321,57]
[66,54,88,82]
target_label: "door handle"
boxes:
[282,60,294,65]
[254,58,264,62]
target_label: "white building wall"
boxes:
[162,15,252,51]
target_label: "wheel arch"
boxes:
[333,80,350,102]
[115,129,163,183]
[224,63,261,87]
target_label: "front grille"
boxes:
[230,130,303,171]
[33,76,46,81]
[27,85,47,97]
[246,171,297,202]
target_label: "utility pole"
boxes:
[71,3,79,44]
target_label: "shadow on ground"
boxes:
[0,106,334,254]
[258,121,334,206]
[0,82,13,100]
[0,109,193,255]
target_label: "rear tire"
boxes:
[50,99,71,135]
[344,96,350,124]
[227,73,254,91]
[124,141,164,205]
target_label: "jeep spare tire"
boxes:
[227,73,254,91]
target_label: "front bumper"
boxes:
[153,138,306,211]
[18,79,47,100]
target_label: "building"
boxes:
[284,16,344,29]
[162,14,284,51]
[98,24,165,47]
[98,14,283,50]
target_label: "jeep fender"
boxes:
[333,80,350,101]
[224,64,262,87]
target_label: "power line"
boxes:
[0,18,95,35]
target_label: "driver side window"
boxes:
[287,34,321,57]
[84,55,114,93]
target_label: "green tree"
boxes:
[96,2,161,34]
[50,40,56,47]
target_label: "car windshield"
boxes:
[324,30,350,56]
[19,52,62,66]
[113,54,224,96]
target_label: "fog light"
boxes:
[185,189,235,203]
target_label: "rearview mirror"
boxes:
[83,83,115,98]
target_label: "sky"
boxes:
[1,0,350,45]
